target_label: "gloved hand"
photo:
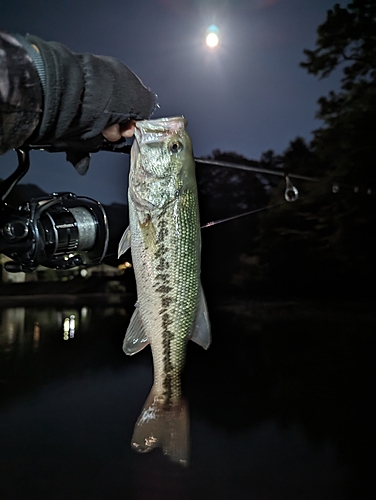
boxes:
[7,33,157,173]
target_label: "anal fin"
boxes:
[190,284,211,350]
[123,306,149,355]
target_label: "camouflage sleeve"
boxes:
[22,34,156,151]
[0,32,43,154]
[1,32,156,165]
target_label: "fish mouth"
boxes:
[135,116,187,144]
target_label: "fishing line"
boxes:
[100,157,373,261]
[101,204,285,262]
[195,158,374,196]
[196,158,319,183]
[201,202,285,229]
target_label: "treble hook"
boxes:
[284,175,299,202]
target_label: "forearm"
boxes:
[0,32,43,154]
[0,31,156,156]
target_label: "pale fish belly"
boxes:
[118,117,211,466]
[132,189,200,407]
[126,189,201,465]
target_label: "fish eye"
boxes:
[169,141,183,154]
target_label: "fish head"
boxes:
[129,117,196,210]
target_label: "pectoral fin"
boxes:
[190,285,211,350]
[139,215,157,253]
[118,226,131,259]
[123,306,150,355]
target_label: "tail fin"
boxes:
[131,387,189,466]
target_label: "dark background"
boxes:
[1,0,345,204]
[0,3,375,498]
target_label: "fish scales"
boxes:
[131,190,200,407]
[118,117,211,466]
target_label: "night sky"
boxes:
[1,0,346,204]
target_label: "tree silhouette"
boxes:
[253,1,376,294]
[196,150,269,292]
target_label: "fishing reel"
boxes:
[0,149,109,273]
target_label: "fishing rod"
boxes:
[195,157,375,229]
[195,158,374,197]
[200,202,286,229]
[1,144,372,271]
[195,158,319,183]
[196,158,301,206]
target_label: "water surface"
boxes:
[0,299,374,499]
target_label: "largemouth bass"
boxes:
[118,116,211,466]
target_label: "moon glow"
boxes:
[206,32,219,47]
[206,25,220,48]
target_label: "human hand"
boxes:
[102,121,136,142]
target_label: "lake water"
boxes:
[0,298,374,499]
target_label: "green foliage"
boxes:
[301,1,376,86]
[196,3,376,294]
[197,149,268,220]
[255,1,376,293]
[303,0,376,180]
[196,150,269,291]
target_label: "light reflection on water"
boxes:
[0,306,94,352]
[0,308,25,352]
[0,302,373,499]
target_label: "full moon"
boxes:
[206,25,220,48]
[206,32,219,48]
